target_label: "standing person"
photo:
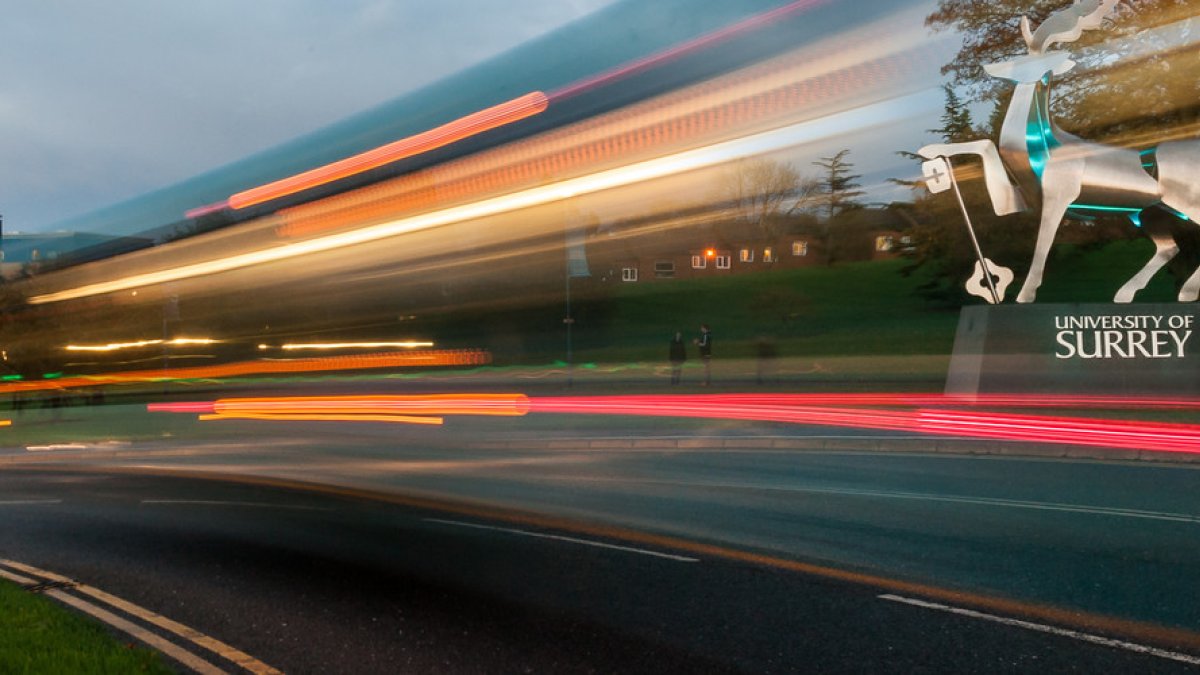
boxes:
[695,323,713,386]
[669,331,687,385]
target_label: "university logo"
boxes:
[917,0,1200,305]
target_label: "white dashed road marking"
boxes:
[879,594,1200,667]
[424,518,700,562]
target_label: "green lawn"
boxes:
[584,258,960,362]
[576,240,1185,364]
[0,580,172,674]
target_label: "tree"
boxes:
[811,149,865,263]
[717,159,819,241]
[926,0,1199,140]
[930,84,975,142]
[812,150,864,221]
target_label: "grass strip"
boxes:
[0,579,173,674]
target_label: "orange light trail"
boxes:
[0,350,490,395]
[274,47,919,238]
[152,393,530,426]
[225,91,549,211]
[199,412,445,425]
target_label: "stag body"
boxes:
[919,0,1200,303]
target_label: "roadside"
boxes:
[0,576,172,674]
[0,558,281,674]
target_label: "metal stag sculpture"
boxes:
[918,0,1200,304]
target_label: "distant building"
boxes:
[587,208,911,284]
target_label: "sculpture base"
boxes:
[945,303,1200,396]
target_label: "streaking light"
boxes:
[0,350,491,395]
[226,91,550,211]
[31,92,933,305]
[549,0,833,101]
[66,340,163,352]
[65,337,218,352]
[526,394,1200,456]
[152,393,529,426]
[199,412,445,426]
[277,341,434,350]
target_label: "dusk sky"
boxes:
[1,0,615,232]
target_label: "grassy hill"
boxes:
[579,258,957,363]
[572,238,1184,365]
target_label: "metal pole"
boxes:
[565,272,573,388]
[944,157,1001,305]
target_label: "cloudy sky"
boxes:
[0,0,615,232]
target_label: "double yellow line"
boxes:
[0,558,279,674]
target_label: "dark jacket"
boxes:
[669,338,687,364]
[698,329,712,358]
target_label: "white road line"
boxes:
[878,594,1200,667]
[424,518,700,562]
[0,559,282,675]
[140,499,332,511]
[0,499,61,506]
[624,479,1200,525]
[0,564,224,674]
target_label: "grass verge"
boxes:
[0,579,173,674]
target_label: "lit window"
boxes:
[763,247,775,263]
[739,248,754,263]
[792,241,808,256]
[715,254,731,270]
[654,260,675,278]
[691,255,706,269]
[875,235,894,252]
[622,267,638,282]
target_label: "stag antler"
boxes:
[1023,0,1119,54]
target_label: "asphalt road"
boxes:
[2,435,1199,672]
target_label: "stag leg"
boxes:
[1016,170,1079,304]
[1179,264,1200,302]
[1157,140,1200,301]
[1115,220,1177,303]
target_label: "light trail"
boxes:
[146,391,1200,454]
[526,394,1200,455]
[150,393,530,426]
[276,341,434,350]
[0,350,490,395]
[548,0,834,101]
[65,338,219,352]
[31,91,934,305]
[186,91,550,216]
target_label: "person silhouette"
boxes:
[695,324,712,386]
[669,331,686,385]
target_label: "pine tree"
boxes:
[930,84,973,142]
[812,149,864,221]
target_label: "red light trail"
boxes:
[527,394,1200,455]
[149,391,1200,455]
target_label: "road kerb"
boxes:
[0,558,281,675]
